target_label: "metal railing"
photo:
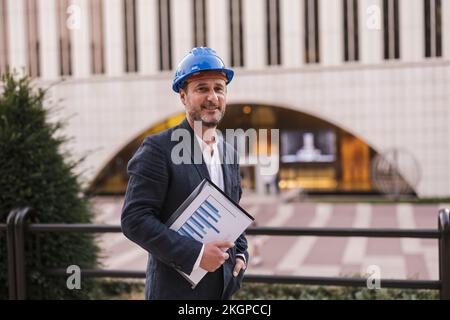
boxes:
[2,207,449,300]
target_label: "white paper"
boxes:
[168,182,253,288]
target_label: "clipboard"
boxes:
[166,178,254,288]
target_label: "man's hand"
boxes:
[233,257,246,277]
[200,241,234,272]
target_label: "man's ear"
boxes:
[179,89,187,106]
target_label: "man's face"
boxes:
[180,77,227,128]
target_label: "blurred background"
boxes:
[1,0,449,285]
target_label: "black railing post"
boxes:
[439,208,450,300]
[6,209,18,300]
[14,208,33,300]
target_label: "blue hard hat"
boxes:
[172,47,234,93]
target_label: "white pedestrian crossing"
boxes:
[396,203,423,255]
[341,204,372,264]
[276,204,332,272]
[91,195,443,280]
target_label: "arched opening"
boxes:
[88,104,416,197]
[88,112,186,194]
[220,104,375,194]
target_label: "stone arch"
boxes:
[88,103,417,197]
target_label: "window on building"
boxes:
[343,0,359,62]
[57,0,72,76]
[266,0,281,65]
[26,0,40,77]
[424,0,442,58]
[383,0,400,60]
[158,0,172,71]
[90,0,105,74]
[0,0,8,74]
[304,0,320,64]
[229,0,244,67]
[124,0,138,72]
[193,0,207,47]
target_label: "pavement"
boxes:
[90,191,450,281]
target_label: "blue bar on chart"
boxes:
[204,200,221,218]
[178,198,222,239]
[178,226,194,240]
[189,216,207,234]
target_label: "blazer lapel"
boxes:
[218,134,233,196]
[179,119,235,196]
[179,119,211,181]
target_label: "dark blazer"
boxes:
[121,118,248,300]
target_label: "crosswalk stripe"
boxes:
[265,203,294,227]
[423,247,439,280]
[361,256,407,279]
[104,247,147,269]
[94,202,122,223]
[294,265,341,277]
[342,204,371,264]
[92,196,440,280]
[248,203,294,250]
[276,203,332,272]
[396,203,422,254]
[98,233,129,251]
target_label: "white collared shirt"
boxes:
[194,132,224,191]
[192,130,246,270]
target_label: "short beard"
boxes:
[188,107,224,128]
[202,119,219,127]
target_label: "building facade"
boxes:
[1,0,449,197]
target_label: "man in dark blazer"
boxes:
[121,47,248,300]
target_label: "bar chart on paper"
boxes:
[177,197,229,241]
[167,179,254,287]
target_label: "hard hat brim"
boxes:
[172,68,234,93]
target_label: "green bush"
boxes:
[93,280,145,300]
[93,281,438,300]
[0,73,99,299]
[234,283,438,300]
